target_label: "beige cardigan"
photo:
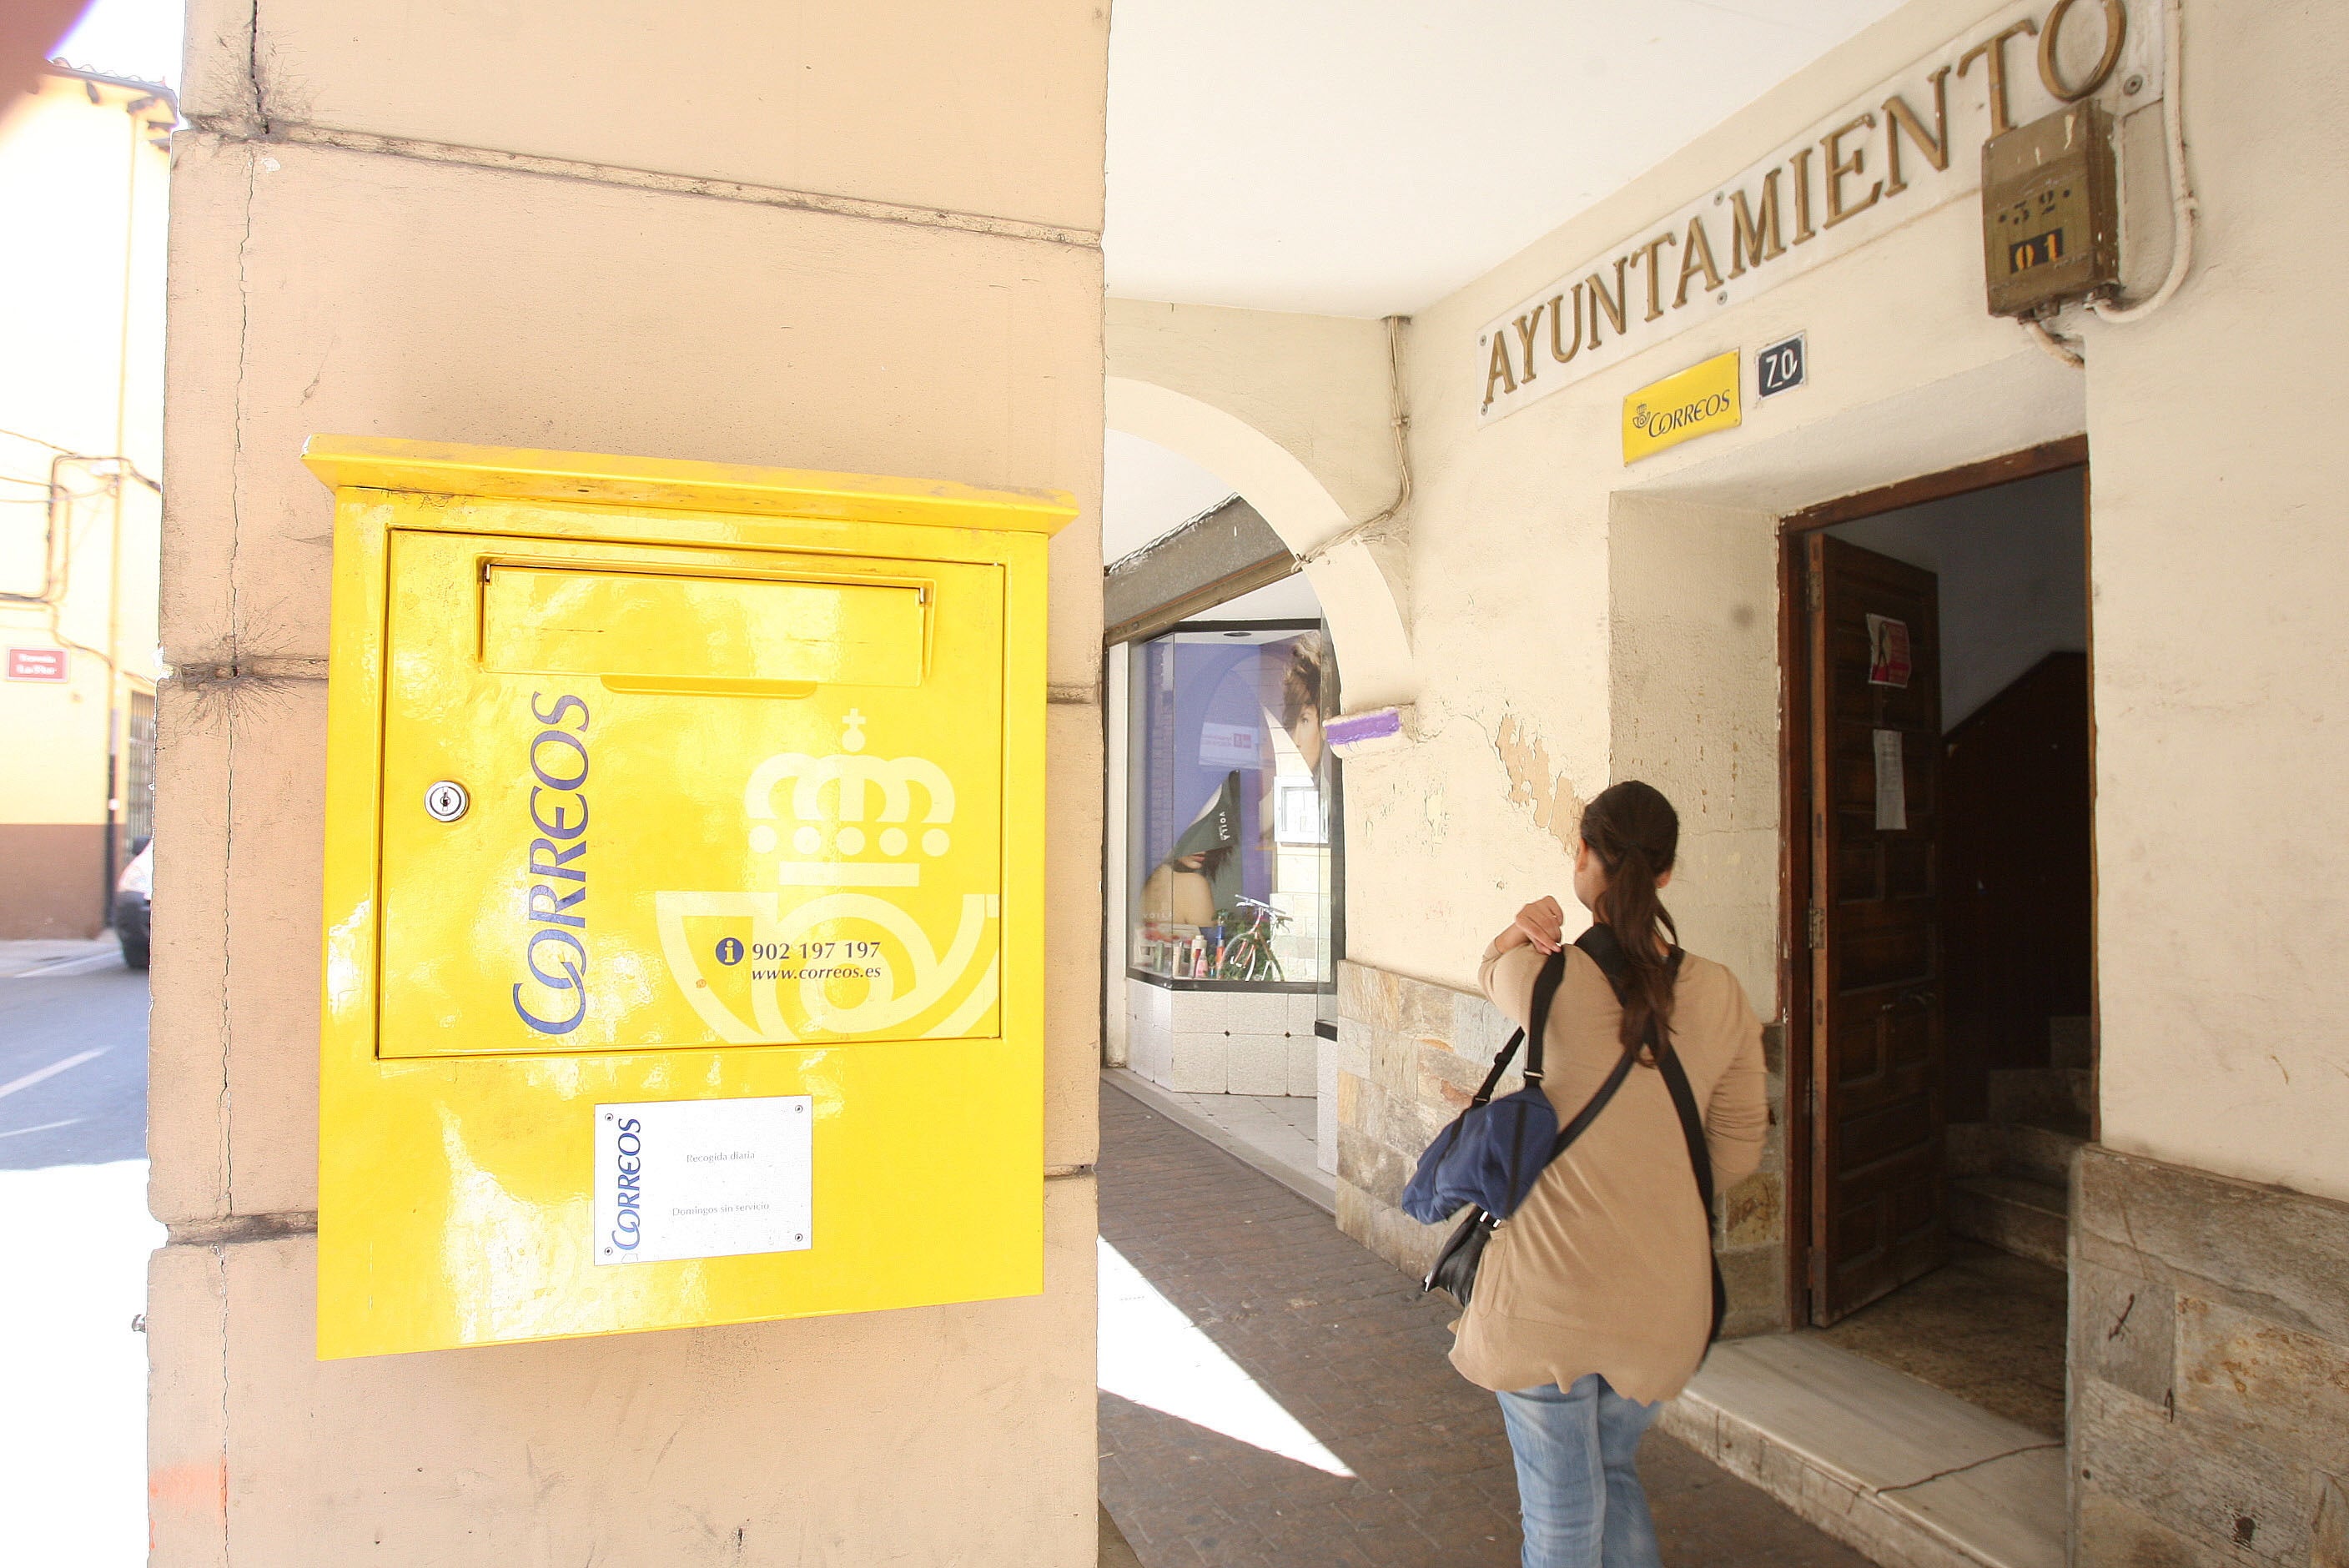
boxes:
[1447,937,1769,1405]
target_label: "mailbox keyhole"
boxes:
[425,781,470,823]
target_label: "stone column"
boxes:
[2072,1148,2349,1567]
[150,3,1104,1560]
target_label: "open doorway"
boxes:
[1783,440,2092,1438]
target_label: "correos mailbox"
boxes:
[305,436,1074,1358]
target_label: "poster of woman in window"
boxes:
[1130,627,1334,985]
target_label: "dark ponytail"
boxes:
[1579,781,1681,1058]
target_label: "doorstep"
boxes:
[1658,1332,2065,1568]
[1099,1068,1335,1215]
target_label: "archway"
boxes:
[1105,376,1415,710]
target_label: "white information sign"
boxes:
[593,1096,812,1265]
[1873,729,1909,832]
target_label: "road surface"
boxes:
[2,938,151,1167]
[0,937,162,1566]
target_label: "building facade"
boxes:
[0,67,169,937]
[1107,1,2349,1563]
[139,0,2349,1561]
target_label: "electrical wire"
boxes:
[0,425,74,453]
[2025,317,2085,368]
[0,456,143,605]
[1299,315,1413,566]
[2093,0,2196,323]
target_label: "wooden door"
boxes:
[1807,535,1946,1325]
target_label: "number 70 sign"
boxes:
[1758,333,1807,400]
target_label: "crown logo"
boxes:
[742,710,957,887]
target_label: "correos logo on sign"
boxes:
[593,1098,813,1267]
[514,691,591,1036]
[609,1115,643,1252]
[1629,392,1734,436]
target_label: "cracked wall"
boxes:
[149,3,1108,1562]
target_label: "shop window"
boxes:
[1128,623,1336,988]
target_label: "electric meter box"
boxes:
[304,436,1074,1359]
[1980,103,2120,319]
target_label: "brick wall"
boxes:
[1330,958,1787,1335]
[2071,1146,2349,1567]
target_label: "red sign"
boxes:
[6,647,68,682]
[1865,616,1911,689]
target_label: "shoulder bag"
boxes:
[1416,932,1677,1306]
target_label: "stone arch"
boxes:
[1105,375,1416,710]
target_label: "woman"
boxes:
[1451,781,1768,1568]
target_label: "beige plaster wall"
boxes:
[1344,0,2070,1001]
[1607,494,1781,1003]
[1105,299,1397,530]
[179,0,1105,233]
[2079,0,2349,1203]
[153,3,1107,1562]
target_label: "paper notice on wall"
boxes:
[593,1096,813,1265]
[1873,729,1907,832]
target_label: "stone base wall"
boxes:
[1331,959,1787,1336]
[2072,1145,2349,1567]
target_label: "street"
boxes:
[1,938,164,1566]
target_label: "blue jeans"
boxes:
[1496,1375,1663,1568]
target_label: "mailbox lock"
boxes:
[423,781,470,823]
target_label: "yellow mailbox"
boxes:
[306,436,1073,1358]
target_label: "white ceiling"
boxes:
[1102,430,1237,562]
[1105,0,1909,318]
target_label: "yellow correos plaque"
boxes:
[307,435,1073,1358]
[1622,349,1741,463]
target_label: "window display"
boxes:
[1128,624,1336,987]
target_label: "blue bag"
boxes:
[1403,948,1613,1223]
[1399,1000,1550,1223]
[1412,930,1687,1308]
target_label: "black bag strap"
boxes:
[1468,947,1569,1105]
[1544,933,1666,1163]
[1512,946,1642,1164]
[1522,947,1567,1083]
[1574,924,1726,1342]
[1657,1045,1729,1343]
[1469,1034,1522,1106]
[1546,1039,1640,1163]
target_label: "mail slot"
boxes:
[306,436,1073,1358]
[480,564,929,687]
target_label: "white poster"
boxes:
[592,1096,812,1265]
[1873,729,1908,832]
[1197,721,1261,768]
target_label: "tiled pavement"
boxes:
[1097,1081,1878,1568]
[1149,1086,1320,1181]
